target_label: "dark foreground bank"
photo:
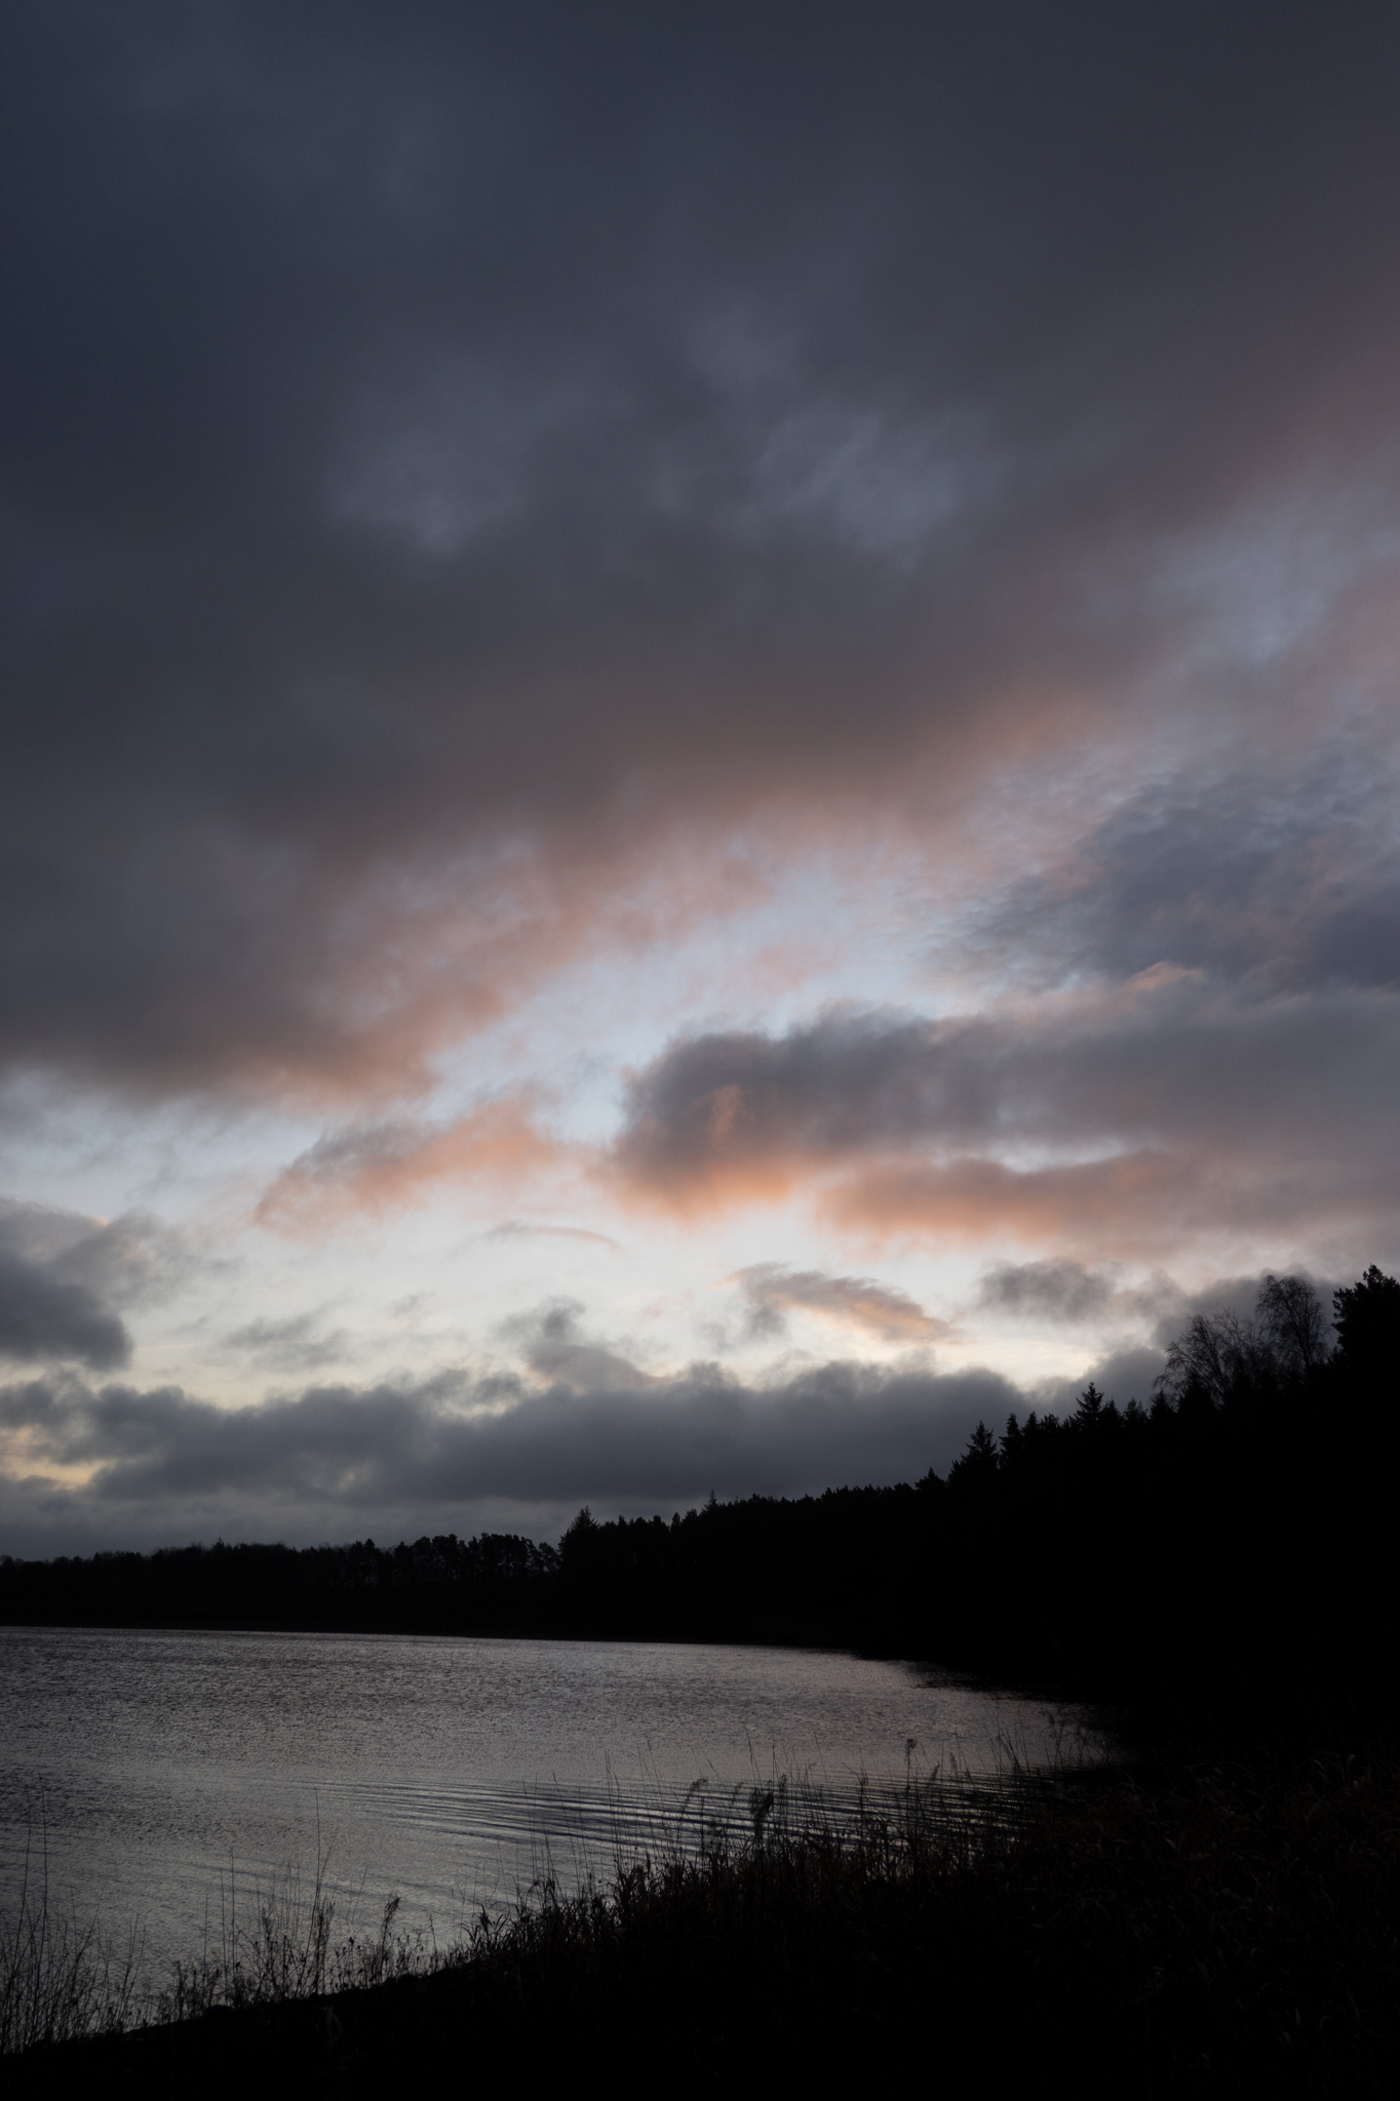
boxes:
[8,1754,1400,2094]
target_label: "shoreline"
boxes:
[8,1747,1397,2091]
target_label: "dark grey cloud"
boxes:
[4,4,1400,1090]
[611,982,1400,1253]
[979,1260,1118,1324]
[615,1009,999,1186]
[0,1252,130,1370]
[495,1299,657,1394]
[977,1260,1181,1328]
[980,761,1400,999]
[223,1311,350,1373]
[0,1198,190,1368]
[0,1199,189,1308]
[731,1264,953,1345]
[0,1349,1012,1554]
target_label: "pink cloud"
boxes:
[257,1097,576,1234]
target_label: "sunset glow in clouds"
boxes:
[2,1,1398,1552]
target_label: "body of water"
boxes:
[0,1625,1110,1986]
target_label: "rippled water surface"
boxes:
[0,1626,1109,1980]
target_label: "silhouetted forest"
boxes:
[4,1267,1398,1741]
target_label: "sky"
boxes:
[2,0,1398,1555]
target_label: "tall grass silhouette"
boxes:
[6,1747,1398,2087]
[0,1795,142,2054]
[0,1742,1063,2053]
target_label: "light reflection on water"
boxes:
[0,1625,1112,1984]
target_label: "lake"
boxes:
[0,1625,1111,1988]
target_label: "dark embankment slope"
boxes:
[10,1756,1400,2095]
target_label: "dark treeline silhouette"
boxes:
[4,1266,1398,1740]
[0,1530,562,1637]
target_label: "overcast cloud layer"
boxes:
[2,3,1397,1550]
[0,1346,1013,1558]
